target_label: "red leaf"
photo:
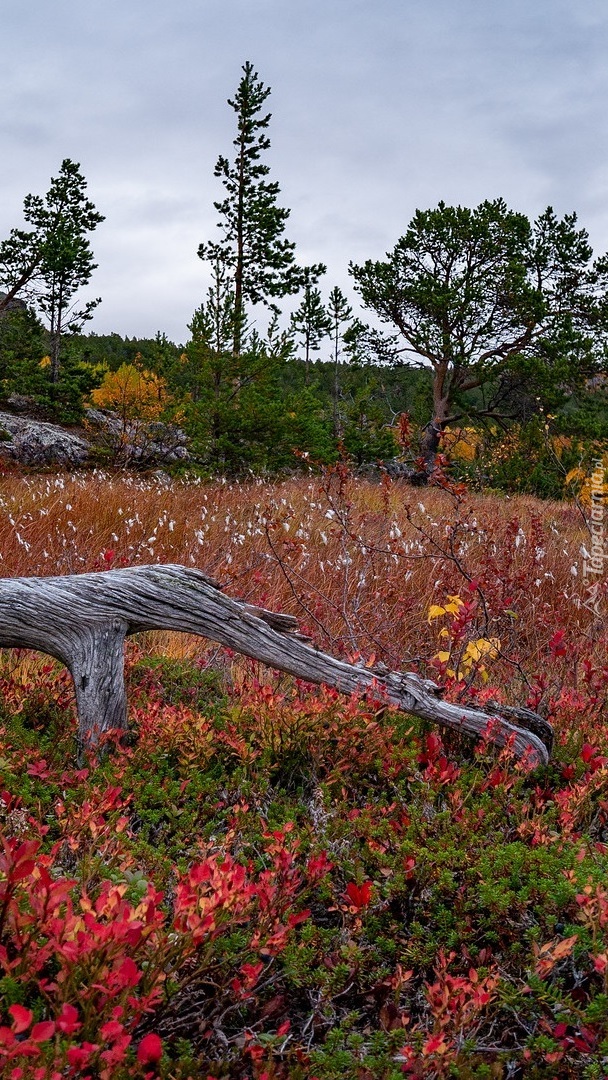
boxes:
[345,881,373,908]
[423,1032,450,1055]
[426,733,442,759]
[67,1043,98,1068]
[27,760,51,779]
[114,956,140,988]
[57,1004,81,1036]
[9,1005,32,1033]
[404,856,416,879]
[549,630,568,657]
[30,1021,55,1042]
[101,1020,124,1041]
[137,1033,163,1064]
[12,860,36,882]
[288,909,311,928]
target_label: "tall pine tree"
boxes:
[198,62,323,357]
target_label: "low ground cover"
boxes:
[0,469,606,1077]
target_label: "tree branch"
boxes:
[0,565,552,764]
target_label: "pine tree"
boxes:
[290,269,331,383]
[327,286,353,438]
[0,160,104,382]
[198,62,323,357]
[350,199,603,468]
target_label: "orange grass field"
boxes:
[0,467,602,745]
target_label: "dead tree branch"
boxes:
[0,564,552,764]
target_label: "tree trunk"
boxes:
[418,363,451,470]
[233,132,246,359]
[0,565,552,764]
[0,257,42,315]
[419,417,444,465]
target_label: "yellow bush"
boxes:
[428,596,500,682]
[565,458,608,507]
[90,364,169,425]
[441,426,482,462]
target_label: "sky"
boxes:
[2,0,608,344]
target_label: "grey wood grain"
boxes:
[0,564,552,764]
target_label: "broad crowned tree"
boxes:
[350,199,606,466]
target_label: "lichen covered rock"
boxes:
[0,412,90,467]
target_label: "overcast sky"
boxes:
[3,0,608,343]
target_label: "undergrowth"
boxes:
[0,651,607,1077]
[0,468,606,1076]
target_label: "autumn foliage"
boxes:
[90,363,169,425]
[0,467,607,1076]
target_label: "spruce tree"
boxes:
[198,62,323,356]
[187,256,238,458]
[186,259,295,468]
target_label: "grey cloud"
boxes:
[2,0,608,339]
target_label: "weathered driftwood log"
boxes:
[0,564,553,764]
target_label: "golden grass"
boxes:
[0,469,601,706]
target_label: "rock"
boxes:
[0,411,90,468]
[5,394,53,420]
[0,406,191,470]
[83,408,190,465]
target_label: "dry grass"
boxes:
[0,468,602,711]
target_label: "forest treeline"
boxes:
[1,306,607,499]
[1,62,608,497]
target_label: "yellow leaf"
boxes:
[565,467,585,486]
[464,641,482,662]
[90,364,171,425]
[444,602,462,615]
[466,637,501,662]
[444,595,465,615]
[427,605,446,622]
[485,637,501,658]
